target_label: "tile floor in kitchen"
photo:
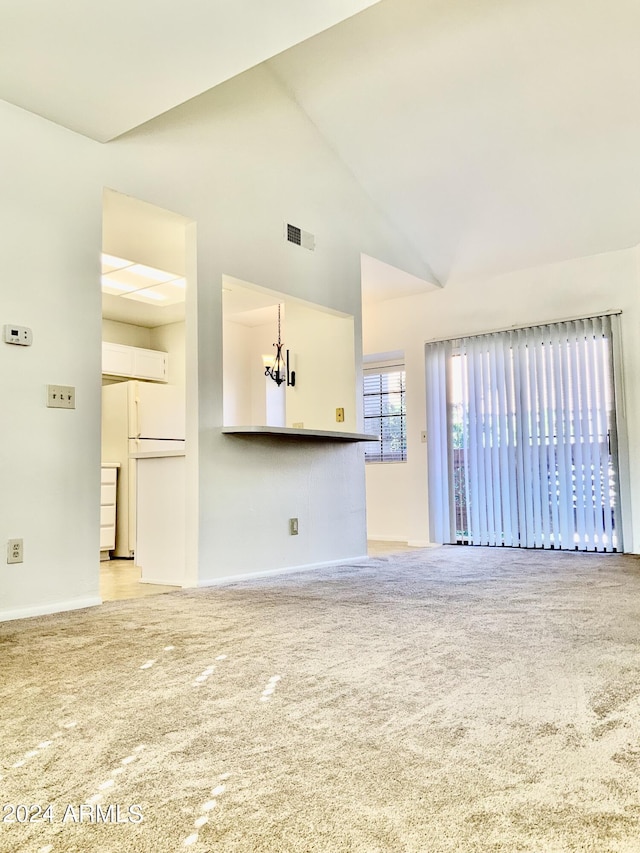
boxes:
[100,541,426,601]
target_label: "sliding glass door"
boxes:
[426,315,622,552]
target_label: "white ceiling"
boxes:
[222,276,353,328]
[5,0,640,290]
[222,276,282,328]
[0,0,380,141]
[101,254,187,328]
[102,291,185,327]
[101,191,191,327]
[360,254,440,304]
[270,0,640,284]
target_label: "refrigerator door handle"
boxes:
[134,394,140,439]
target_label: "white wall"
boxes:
[363,247,640,551]
[102,319,151,349]
[103,190,187,276]
[222,319,253,426]
[223,317,282,426]
[149,322,186,388]
[224,301,356,433]
[249,321,283,426]
[286,303,356,432]
[0,104,103,619]
[1,63,422,618]
[104,66,423,583]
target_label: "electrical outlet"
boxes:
[336,407,345,423]
[7,539,23,564]
[47,385,75,409]
[289,518,299,536]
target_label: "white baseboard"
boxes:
[0,596,102,623]
[368,536,438,548]
[198,555,369,588]
[139,577,183,587]
[367,536,408,543]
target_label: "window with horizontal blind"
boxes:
[363,365,407,462]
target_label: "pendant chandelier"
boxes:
[265,303,295,387]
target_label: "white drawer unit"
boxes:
[100,482,116,504]
[100,464,119,560]
[100,503,116,527]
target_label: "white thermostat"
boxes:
[4,324,33,346]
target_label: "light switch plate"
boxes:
[47,385,75,409]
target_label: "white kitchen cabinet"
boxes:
[102,342,168,382]
[102,342,134,377]
[132,347,167,381]
[134,453,185,585]
[100,464,119,560]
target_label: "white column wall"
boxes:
[0,107,104,619]
[222,319,253,426]
[364,342,429,545]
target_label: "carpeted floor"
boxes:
[2,546,640,852]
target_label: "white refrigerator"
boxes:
[102,380,186,558]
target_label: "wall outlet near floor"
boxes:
[7,539,23,564]
[336,407,345,423]
[289,518,299,536]
[47,384,75,409]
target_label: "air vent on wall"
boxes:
[285,222,315,251]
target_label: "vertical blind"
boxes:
[363,366,407,462]
[425,315,622,551]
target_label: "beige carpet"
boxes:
[2,546,640,852]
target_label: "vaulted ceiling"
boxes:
[3,0,639,288]
[0,0,380,141]
[268,0,640,284]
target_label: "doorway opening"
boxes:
[100,189,193,601]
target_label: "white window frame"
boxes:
[363,362,407,463]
